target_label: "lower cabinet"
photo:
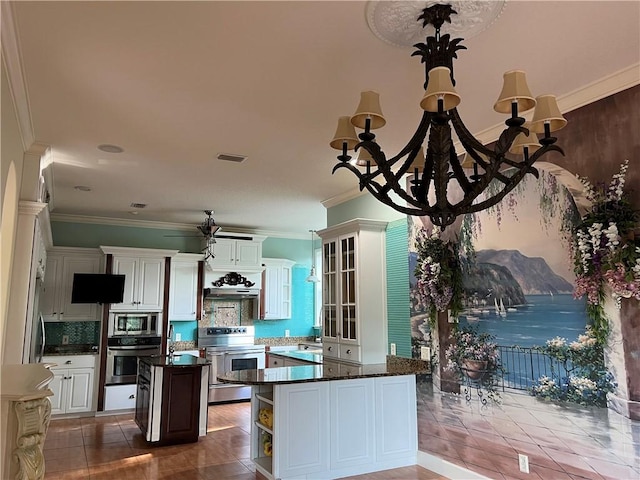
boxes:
[43,355,96,415]
[104,384,137,411]
[251,375,417,480]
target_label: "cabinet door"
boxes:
[169,261,198,320]
[338,234,358,345]
[208,239,235,269]
[111,256,138,310]
[60,256,102,320]
[65,368,94,413]
[160,367,201,444]
[135,379,150,435]
[330,379,375,470]
[275,383,330,479]
[322,240,338,341]
[137,257,165,311]
[41,256,62,321]
[235,241,261,268]
[48,369,66,415]
[263,263,282,319]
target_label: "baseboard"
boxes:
[417,450,490,480]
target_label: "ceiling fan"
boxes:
[163,210,221,260]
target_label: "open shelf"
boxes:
[254,456,273,476]
[255,392,273,405]
[254,421,273,435]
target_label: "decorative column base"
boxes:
[607,393,640,421]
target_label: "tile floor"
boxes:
[43,401,443,480]
[416,379,640,480]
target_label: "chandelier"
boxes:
[330,4,567,228]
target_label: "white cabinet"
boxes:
[104,384,137,411]
[250,375,417,480]
[318,219,388,365]
[101,247,178,312]
[41,248,103,322]
[169,254,202,321]
[207,235,265,271]
[261,258,295,320]
[43,355,96,415]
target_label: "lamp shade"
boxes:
[353,144,374,167]
[493,70,536,114]
[530,95,567,133]
[510,124,540,155]
[350,91,386,130]
[408,147,425,172]
[420,67,461,112]
[330,116,359,150]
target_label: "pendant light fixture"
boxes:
[306,230,320,283]
[330,3,566,228]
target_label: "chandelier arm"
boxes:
[389,112,433,177]
[448,144,473,194]
[449,109,493,156]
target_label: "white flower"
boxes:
[569,376,597,394]
[604,223,619,250]
[547,337,566,348]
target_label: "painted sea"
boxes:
[459,294,588,347]
[458,294,589,389]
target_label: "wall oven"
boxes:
[108,312,160,337]
[105,336,161,384]
[198,326,265,403]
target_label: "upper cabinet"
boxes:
[261,258,295,320]
[41,248,103,322]
[101,247,178,312]
[317,220,388,365]
[207,235,265,271]
[169,254,203,321]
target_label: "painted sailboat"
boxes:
[498,298,507,317]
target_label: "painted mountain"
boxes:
[475,249,573,295]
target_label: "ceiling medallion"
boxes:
[366,0,506,47]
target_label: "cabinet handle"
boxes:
[328,346,332,351]
[129,394,135,399]
[346,349,352,355]
[65,360,72,364]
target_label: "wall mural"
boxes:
[408,169,615,404]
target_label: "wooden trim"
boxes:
[161,257,171,354]
[196,261,204,321]
[96,254,113,411]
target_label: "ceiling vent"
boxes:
[217,153,247,163]
[130,202,147,209]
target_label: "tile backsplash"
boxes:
[44,321,101,346]
[200,298,256,327]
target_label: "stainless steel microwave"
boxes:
[108,312,160,337]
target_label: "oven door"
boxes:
[207,349,265,385]
[106,345,160,384]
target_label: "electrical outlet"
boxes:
[518,454,529,473]
[175,333,181,342]
[390,343,397,355]
[62,335,69,345]
[420,346,431,361]
[285,329,290,337]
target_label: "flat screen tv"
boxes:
[71,273,126,304]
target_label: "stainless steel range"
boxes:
[197,326,265,403]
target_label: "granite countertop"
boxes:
[218,358,428,385]
[268,350,323,364]
[140,354,210,368]
[43,344,99,355]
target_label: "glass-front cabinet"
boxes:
[318,219,388,365]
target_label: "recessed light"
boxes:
[74,185,92,192]
[98,144,124,154]
[129,211,139,215]
[217,152,247,163]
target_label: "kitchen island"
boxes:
[135,354,209,445]
[218,357,427,480]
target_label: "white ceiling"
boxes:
[6,1,640,237]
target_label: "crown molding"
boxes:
[1,1,35,151]
[49,213,310,240]
[324,64,640,209]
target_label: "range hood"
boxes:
[203,287,260,299]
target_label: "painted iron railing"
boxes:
[496,345,571,391]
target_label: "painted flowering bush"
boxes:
[445,326,503,401]
[412,227,464,320]
[531,328,616,407]
[572,159,640,340]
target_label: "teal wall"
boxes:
[386,218,411,357]
[327,192,404,228]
